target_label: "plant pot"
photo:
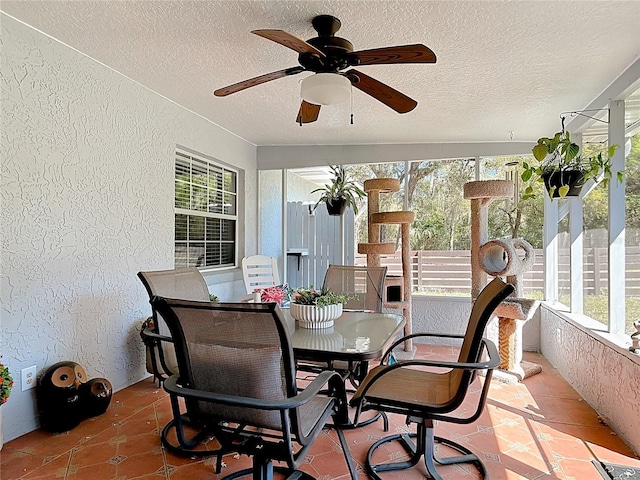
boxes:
[541,169,585,198]
[326,197,348,216]
[290,302,343,329]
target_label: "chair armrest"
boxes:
[355,338,500,404]
[380,332,467,363]
[238,293,257,303]
[163,370,344,411]
[141,327,173,343]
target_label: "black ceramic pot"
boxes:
[541,169,585,198]
[326,197,348,215]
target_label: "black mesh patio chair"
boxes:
[350,277,514,480]
[323,264,387,313]
[151,298,352,480]
[298,265,388,388]
[137,268,211,384]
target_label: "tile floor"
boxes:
[1,348,639,480]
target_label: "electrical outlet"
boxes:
[21,365,37,391]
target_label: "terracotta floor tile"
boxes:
[20,452,71,479]
[117,432,164,458]
[4,349,638,480]
[115,451,166,478]
[0,450,48,480]
[68,441,118,468]
[65,461,118,480]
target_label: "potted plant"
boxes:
[0,363,13,406]
[312,165,366,216]
[521,130,620,199]
[290,287,355,329]
[0,363,13,450]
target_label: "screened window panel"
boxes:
[208,190,224,214]
[221,243,235,265]
[224,171,237,193]
[224,193,236,215]
[175,214,187,241]
[206,217,221,240]
[222,220,235,241]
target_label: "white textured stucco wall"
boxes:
[1,15,256,442]
[258,170,321,281]
[540,305,640,455]
[259,170,284,264]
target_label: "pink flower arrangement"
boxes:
[255,284,290,306]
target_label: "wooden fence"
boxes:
[354,247,640,296]
[284,206,640,296]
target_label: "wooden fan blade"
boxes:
[214,66,304,97]
[346,69,417,114]
[296,101,321,124]
[352,44,436,65]
[252,29,326,57]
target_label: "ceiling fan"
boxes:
[213,15,437,124]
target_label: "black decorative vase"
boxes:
[541,170,585,198]
[326,197,348,216]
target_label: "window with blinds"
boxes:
[174,150,237,269]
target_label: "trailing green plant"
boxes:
[521,130,621,199]
[312,165,366,214]
[0,363,13,405]
[292,287,356,308]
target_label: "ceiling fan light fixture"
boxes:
[300,73,351,105]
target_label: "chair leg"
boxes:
[365,419,487,480]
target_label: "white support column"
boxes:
[569,133,584,313]
[543,194,559,302]
[569,198,584,313]
[608,100,626,333]
[404,160,410,210]
[282,169,288,283]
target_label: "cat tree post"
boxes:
[464,180,541,381]
[358,178,415,354]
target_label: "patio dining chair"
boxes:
[137,268,212,384]
[350,276,514,480]
[241,255,280,294]
[322,264,387,313]
[298,265,388,387]
[151,298,352,480]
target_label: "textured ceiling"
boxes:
[2,1,639,146]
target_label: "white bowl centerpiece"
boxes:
[290,287,353,329]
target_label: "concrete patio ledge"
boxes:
[540,303,640,456]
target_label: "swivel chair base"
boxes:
[161,417,226,472]
[222,464,316,480]
[365,424,487,480]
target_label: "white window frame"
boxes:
[174,149,238,270]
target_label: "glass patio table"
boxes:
[281,308,405,479]
[280,308,406,366]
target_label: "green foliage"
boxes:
[209,294,219,302]
[312,165,366,214]
[0,363,13,405]
[521,131,620,199]
[292,287,355,308]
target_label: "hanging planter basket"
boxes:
[326,197,348,216]
[541,169,585,198]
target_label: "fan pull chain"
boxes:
[350,83,354,125]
